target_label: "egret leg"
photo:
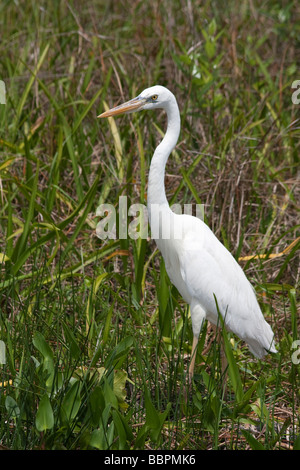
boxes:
[189,303,206,381]
[188,335,199,380]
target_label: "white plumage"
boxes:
[99,85,277,379]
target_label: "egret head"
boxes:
[98,85,175,118]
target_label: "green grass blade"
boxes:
[11,161,39,264]
[214,296,244,402]
[14,43,50,128]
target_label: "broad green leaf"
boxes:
[62,321,81,360]
[32,332,55,390]
[89,403,114,450]
[89,429,104,450]
[112,409,133,449]
[89,386,105,426]
[5,396,20,419]
[32,332,54,363]
[113,369,132,408]
[144,388,171,443]
[61,380,82,423]
[35,394,54,432]
[144,388,160,431]
[103,377,118,410]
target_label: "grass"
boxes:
[0,0,299,450]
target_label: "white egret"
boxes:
[99,85,277,380]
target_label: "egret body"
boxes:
[99,85,277,379]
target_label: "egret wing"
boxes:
[177,222,276,356]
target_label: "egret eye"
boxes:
[151,94,158,101]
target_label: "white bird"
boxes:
[99,85,277,381]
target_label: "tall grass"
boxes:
[0,0,299,450]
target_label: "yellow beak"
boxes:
[98,97,146,118]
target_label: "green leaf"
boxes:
[208,18,217,35]
[89,386,105,426]
[35,394,54,432]
[103,377,119,410]
[89,403,114,449]
[5,396,20,419]
[32,332,54,389]
[89,429,104,450]
[112,409,133,449]
[144,388,161,431]
[33,332,54,361]
[61,380,82,423]
[62,321,81,360]
[33,332,54,368]
[0,253,9,263]
[144,388,171,443]
[104,336,133,369]
[214,296,244,403]
[113,369,131,408]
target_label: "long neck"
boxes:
[147,99,180,210]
